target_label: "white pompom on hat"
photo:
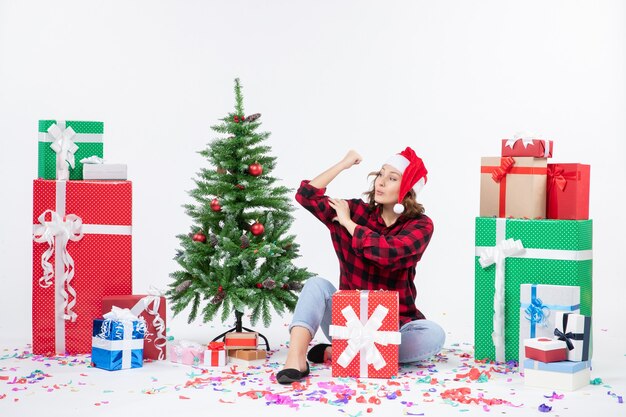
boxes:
[384,147,428,214]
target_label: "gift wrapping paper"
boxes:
[480,156,547,218]
[501,138,553,158]
[518,284,580,368]
[91,318,145,371]
[168,340,204,366]
[329,290,401,379]
[474,217,592,363]
[38,120,104,180]
[224,332,258,350]
[547,163,591,220]
[102,295,167,360]
[523,359,590,391]
[554,312,591,362]
[32,179,132,354]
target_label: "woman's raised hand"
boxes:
[339,150,363,170]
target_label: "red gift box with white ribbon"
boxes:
[32,179,132,355]
[102,294,167,360]
[329,290,401,379]
[501,137,553,158]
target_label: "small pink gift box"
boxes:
[168,340,204,366]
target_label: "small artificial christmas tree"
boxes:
[168,78,313,331]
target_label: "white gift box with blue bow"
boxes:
[92,307,146,371]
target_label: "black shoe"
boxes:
[276,362,310,385]
[307,343,331,364]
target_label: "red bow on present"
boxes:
[491,157,515,183]
[208,341,225,351]
[547,166,568,191]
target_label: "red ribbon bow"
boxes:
[491,157,515,183]
[208,341,225,351]
[547,166,568,191]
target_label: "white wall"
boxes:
[1,0,624,346]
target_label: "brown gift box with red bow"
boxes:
[480,157,548,218]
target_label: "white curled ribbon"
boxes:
[48,121,78,179]
[32,209,84,321]
[504,132,536,149]
[329,304,402,373]
[130,289,167,360]
[478,238,525,362]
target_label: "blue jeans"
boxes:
[289,276,446,363]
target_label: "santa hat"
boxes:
[384,147,428,214]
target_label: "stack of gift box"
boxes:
[523,307,592,390]
[31,119,268,372]
[473,135,593,389]
[168,331,266,368]
[32,119,169,371]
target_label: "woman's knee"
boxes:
[302,276,336,296]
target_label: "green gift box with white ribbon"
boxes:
[474,217,592,363]
[38,120,104,180]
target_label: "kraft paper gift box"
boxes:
[102,295,167,360]
[554,312,591,362]
[501,138,553,158]
[83,163,128,180]
[38,120,104,180]
[224,332,258,350]
[523,359,590,391]
[518,284,580,368]
[91,308,145,371]
[329,290,401,379]
[474,217,592,363]
[524,337,568,363]
[480,156,547,218]
[547,163,591,220]
[204,342,228,367]
[32,179,132,355]
[169,340,204,366]
[227,349,267,361]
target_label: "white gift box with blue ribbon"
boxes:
[518,284,580,370]
[92,307,146,371]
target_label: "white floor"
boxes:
[1,325,624,417]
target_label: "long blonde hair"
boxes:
[363,170,425,218]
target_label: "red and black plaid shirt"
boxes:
[295,180,434,326]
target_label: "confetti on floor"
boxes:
[1,339,624,416]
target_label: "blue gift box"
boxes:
[91,318,145,371]
[523,358,590,373]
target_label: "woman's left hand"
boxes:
[328,198,351,226]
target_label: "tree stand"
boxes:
[211,310,270,350]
